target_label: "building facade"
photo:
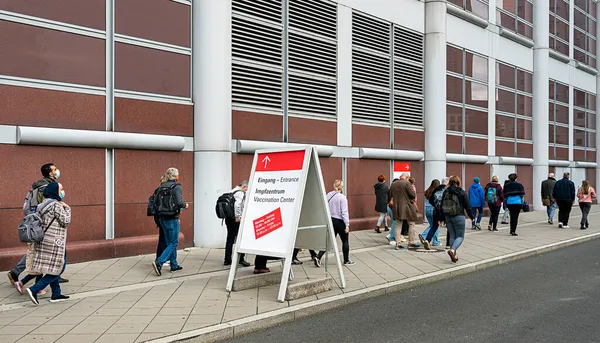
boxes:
[0,0,598,269]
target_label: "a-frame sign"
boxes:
[226,146,346,302]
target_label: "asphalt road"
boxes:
[223,239,600,343]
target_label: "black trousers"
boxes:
[401,220,409,236]
[579,202,591,226]
[425,212,441,242]
[507,204,522,234]
[155,217,167,259]
[488,205,501,230]
[557,200,573,225]
[225,218,245,264]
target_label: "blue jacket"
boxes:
[468,183,485,207]
[553,177,575,202]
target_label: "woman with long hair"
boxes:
[419,179,441,246]
[440,176,473,263]
[374,175,390,233]
[577,180,596,230]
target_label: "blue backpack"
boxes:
[486,187,497,204]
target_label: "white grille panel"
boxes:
[352,11,390,54]
[352,87,390,123]
[394,60,424,95]
[394,93,424,128]
[289,74,336,116]
[233,0,282,23]
[289,32,336,78]
[289,0,337,39]
[232,63,282,110]
[394,26,424,63]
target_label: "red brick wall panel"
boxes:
[232,111,283,142]
[353,124,390,149]
[288,117,337,146]
[114,98,193,136]
[447,135,463,154]
[464,163,490,187]
[556,147,569,160]
[517,165,533,206]
[465,137,488,155]
[517,143,533,158]
[0,85,105,130]
[394,129,425,151]
[447,163,463,181]
[0,0,105,30]
[574,149,585,162]
[496,141,515,156]
[319,158,342,193]
[0,21,105,86]
[347,159,390,220]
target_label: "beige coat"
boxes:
[390,179,417,222]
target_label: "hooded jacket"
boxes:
[443,186,474,220]
[468,182,485,207]
[374,181,390,213]
[484,182,504,207]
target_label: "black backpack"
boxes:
[441,189,462,216]
[215,190,242,220]
[148,183,180,217]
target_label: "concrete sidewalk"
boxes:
[1,208,599,343]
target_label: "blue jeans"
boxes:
[420,206,440,245]
[156,217,180,268]
[471,206,484,226]
[30,257,67,298]
[446,215,466,252]
[387,205,396,241]
[547,202,557,221]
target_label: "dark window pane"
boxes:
[447,75,463,102]
[549,124,556,143]
[555,104,569,124]
[517,20,533,39]
[587,94,596,111]
[516,69,532,93]
[549,81,555,100]
[574,29,587,50]
[588,18,597,36]
[555,82,569,103]
[517,94,532,116]
[447,45,463,74]
[555,18,570,41]
[496,89,515,113]
[588,113,596,129]
[466,0,489,19]
[497,10,517,31]
[496,114,515,138]
[516,118,532,140]
[574,129,586,147]
[588,132,596,148]
[465,108,488,135]
[574,48,586,63]
[549,102,555,121]
[589,1,597,16]
[588,55,596,68]
[574,0,587,11]
[497,62,515,88]
[556,40,570,55]
[518,0,533,23]
[555,0,570,20]
[575,89,587,108]
[588,38,596,56]
[465,81,488,107]
[447,104,463,132]
[465,52,488,81]
[556,125,569,145]
[575,9,587,30]
[549,14,556,34]
[448,0,463,7]
[498,0,517,14]
[575,109,587,127]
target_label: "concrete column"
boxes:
[596,5,600,194]
[192,0,232,248]
[337,4,352,147]
[532,0,550,210]
[424,0,447,183]
[105,0,115,240]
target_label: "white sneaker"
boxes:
[558,222,563,228]
[389,240,397,246]
[563,225,570,229]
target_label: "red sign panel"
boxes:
[394,161,411,173]
[253,207,284,239]
[255,150,306,172]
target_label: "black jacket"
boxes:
[503,181,525,198]
[158,180,186,219]
[541,177,557,201]
[443,186,474,220]
[374,182,390,213]
[553,177,575,202]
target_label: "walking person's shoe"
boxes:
[580,224,586,230]
[386,234,391,243]
[492,228,498,232]
[586,221,589,229]
[408,243,420,248]
[447,249,458,263]
[312,256,321,268]
[488,224,492,231]
[7,271,18,286]
[49,295,70,303]
[395,244,404,250]
[223,260,232,266]
[418,235,426,246]
[344,260,355,266]
[59,277,69,283]
[558,222,563,228]
[397,236,407,243]
[253,269,270,274]
[292,258,303,265]
[374,227,382,233]
[562,225,570,229]
[510,232,518,236]
[151,261,162,276]
[384,226,389,232]
[389,240,397,246]
[170,265,183,272]
[548,220,553,225]
[423,240,431,250]
[15,281,23,294]
[475,224,482,231]
[501,221,509,225]
[239,260,251,267]
[26,288,39,305]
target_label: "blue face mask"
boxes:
[59,190,65,199]
[54,169,61,179]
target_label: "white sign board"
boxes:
[226,146,346,302]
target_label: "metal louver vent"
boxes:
[352,49,390,88]
[394,94,424,128]
[352,87,390,123]
[288,0,337,118]
[394,26,424,63]
[394,60,423,94]
[232,0,283,112]
[352,12,390,54]
[289,0,337,39]
[393,26,424,128]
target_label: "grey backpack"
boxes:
[23,184,48,217]
[18,200,57,243]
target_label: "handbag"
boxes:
[542,198,551,207]
[522,201,530,212]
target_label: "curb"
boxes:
[146,231,600,343]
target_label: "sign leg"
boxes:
[277,258,292,302]
[329,234,346,289]
[226,244,240,292]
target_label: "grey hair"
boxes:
[441,177,450,185]
[239,180,249,187]
[164,167,179,181]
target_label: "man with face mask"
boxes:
[7,163,69,286]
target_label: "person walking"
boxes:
[484,176,504,232]
[541,173,557,224]
[374,175,389,233]
[420,177,449,250]
[308,180,354,267]
[468,177,485,230]
[223,181,251,267]
[501,179,511,225]
[439,176,473,263]
[386,179,405,245]
[553,172,576,229]
[577,180,596,230]
[419,179,441,246]
[151,168,188,276]
[25,182,71,305]
[503,173,525,236]
[390,173,419,249]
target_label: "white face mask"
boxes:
[53,169,61,179]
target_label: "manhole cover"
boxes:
[410,248,446,253]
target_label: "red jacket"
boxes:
[484,182,504,207]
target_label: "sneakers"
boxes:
[292,258,303,265]
[26,288,39,305]
[423,240,431,250]
[239,260,251,267]
[15,281,23,294]
[384,226,389,232]
[389,240,397,246]
[385,234,391,243]
[432,242,442,246]
[475,224,482,231]
[344,260,355,266]
[59,277,69,283]
[563,225,570,229]
[447,249,458,263]
[49,295,70,303]
[151,261,162,276]
[374,227,382,233]
[253,269,270,274]
[558,222,563,228]
[501,221,509,225]
[312,256,321,268]
[170,265,183,272]
[492,228,498,232]
[7,271,17,286]
[488,225,492,231]
[418,235,426,246]
[395,244,404,250]
[548,220,553,225]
